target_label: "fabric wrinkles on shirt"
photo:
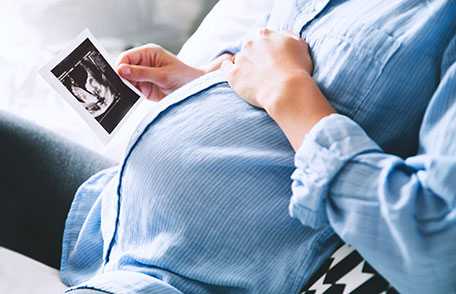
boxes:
[60,1,456,293]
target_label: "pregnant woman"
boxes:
[1,1,455,293]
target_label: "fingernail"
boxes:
[259,27,270,36]
[120,66,131,77]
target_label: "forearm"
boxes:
[264,73,335,151]
[289,114,456,293]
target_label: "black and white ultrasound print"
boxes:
[50,37,140,134]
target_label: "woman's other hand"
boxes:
[117,44,232,101]
[222,28,335,150]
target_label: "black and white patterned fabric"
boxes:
[301,245,399,294]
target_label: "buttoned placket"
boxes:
[291,0,332,36]
[102,71,227,266]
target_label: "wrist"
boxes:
[177,65,206,89]
[265,73,335,150]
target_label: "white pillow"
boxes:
[178,0,276,67]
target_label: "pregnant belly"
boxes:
[114,81,317,287]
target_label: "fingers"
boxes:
[221,58,243,91]
[115,44,181,102]
[221,59,235,76]
[255,27,304,43]
[116,44,163,66]
[259,27,272,37]
[242,28,305,53]
[117,47,143,66]
[117,64,166,85]
[138,82,153,99]
[133,82,165,101]
[203,53,234,73]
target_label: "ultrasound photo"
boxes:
[41,30,142,141]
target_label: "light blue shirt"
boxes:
[60,1,456,293]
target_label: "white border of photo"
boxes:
[39,29,145,144]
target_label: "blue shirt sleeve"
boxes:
[289,36,456,293]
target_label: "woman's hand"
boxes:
[117,44,232,101]
[222,28,335,150]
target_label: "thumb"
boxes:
[117,64,166,85]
